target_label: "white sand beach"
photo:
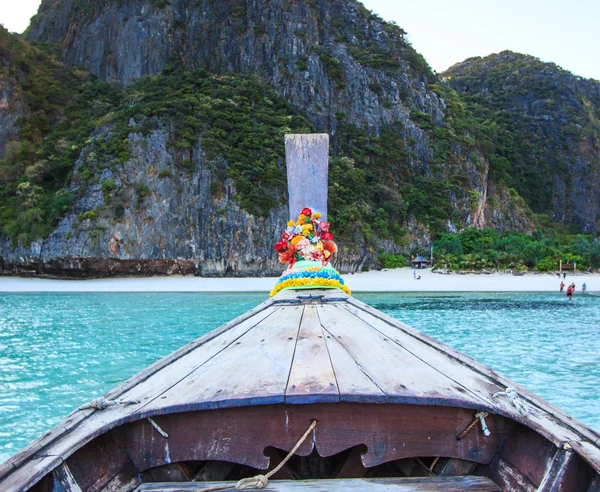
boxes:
[1,268,597,292]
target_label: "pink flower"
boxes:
[295,237,310,250]
[319,221,330,232]
[282,231,292,240]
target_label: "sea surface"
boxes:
[0,291,599,463]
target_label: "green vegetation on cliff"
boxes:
[0,27,122,244]
[443,52,600,230]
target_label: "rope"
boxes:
[493,387,528,416]
[195,420,318,491]
[456,411,490,440]
[148,417,169,438]
[79,397,140,410]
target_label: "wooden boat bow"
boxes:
[2,135,600,491]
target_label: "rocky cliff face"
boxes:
[27,0,436,138]
[0,3,555,277]
[0,125,374,277]
[0,34,29,160]
[443,52,600,233]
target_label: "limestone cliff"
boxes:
[0,2,562,277]
[443,52,600,233]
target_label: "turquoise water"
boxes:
[0,291,598,463]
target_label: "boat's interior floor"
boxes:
[136,476,501,491]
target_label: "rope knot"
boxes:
[79,397,140,411]
[236,475,268,490]
[493,387,529,416]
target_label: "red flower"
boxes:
[322,240,338,254]
[279,244,296,264]
[322,231,334,241]
[319,221,330,232]
[282,231,292,240]
[274,239,288,253]
[301,207,312,216]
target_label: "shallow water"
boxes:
[0,291,598,463]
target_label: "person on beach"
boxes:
[567,283,574,301]
[560,281,565,292]
[582,283,587,292]
[413,270,416,280]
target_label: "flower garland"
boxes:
[274,207,338,267]
[269,269,351,298]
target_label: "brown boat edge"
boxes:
[0,289,599,492]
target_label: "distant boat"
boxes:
[1,135,599,492]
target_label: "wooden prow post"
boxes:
[285,134,329,221]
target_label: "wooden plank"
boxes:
[114,406,317,471]
[141,305,304,412]
[485,456,536,492]
[52,462,83,492]
[434,458,477,476]
[345,297,600,448]
[335,446,367,478]
[285,305,340,403]
[0,456,62,492]
[114,404,508,472]
[285,133,330,220]
[538,449,596,492]
[317,304,486,408]
[496,424,556,486]
[100,461,140,492]
[33,305,280,463]
[319,324,387,403]
[137,476,501,491]
[341,303,502,408]
[66,430,134,492]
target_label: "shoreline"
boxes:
[1,268,597,293]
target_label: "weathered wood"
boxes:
[393,458,435,478]
[285,133,329,220]
[538,449,596,492]
[317,304,487,408]
[434,458,477,476]
[264,448,295,480]
[346,296,600,448]
[111,404,507,473]
[285,305,339,403]
[496,424,555,487]
[66,430,134,492]
[588,473,600,492]
[141,305,304,412]
[335,446,367,478]
[33,305,281,464]
[485,456,536,492]
[136,476,502,491]
[0,456,62,492]
[341,303,501,408]
[52,462,82,492]
[318,323,387,403]
[99,461,140,492]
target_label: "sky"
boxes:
[0,0,599,80]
